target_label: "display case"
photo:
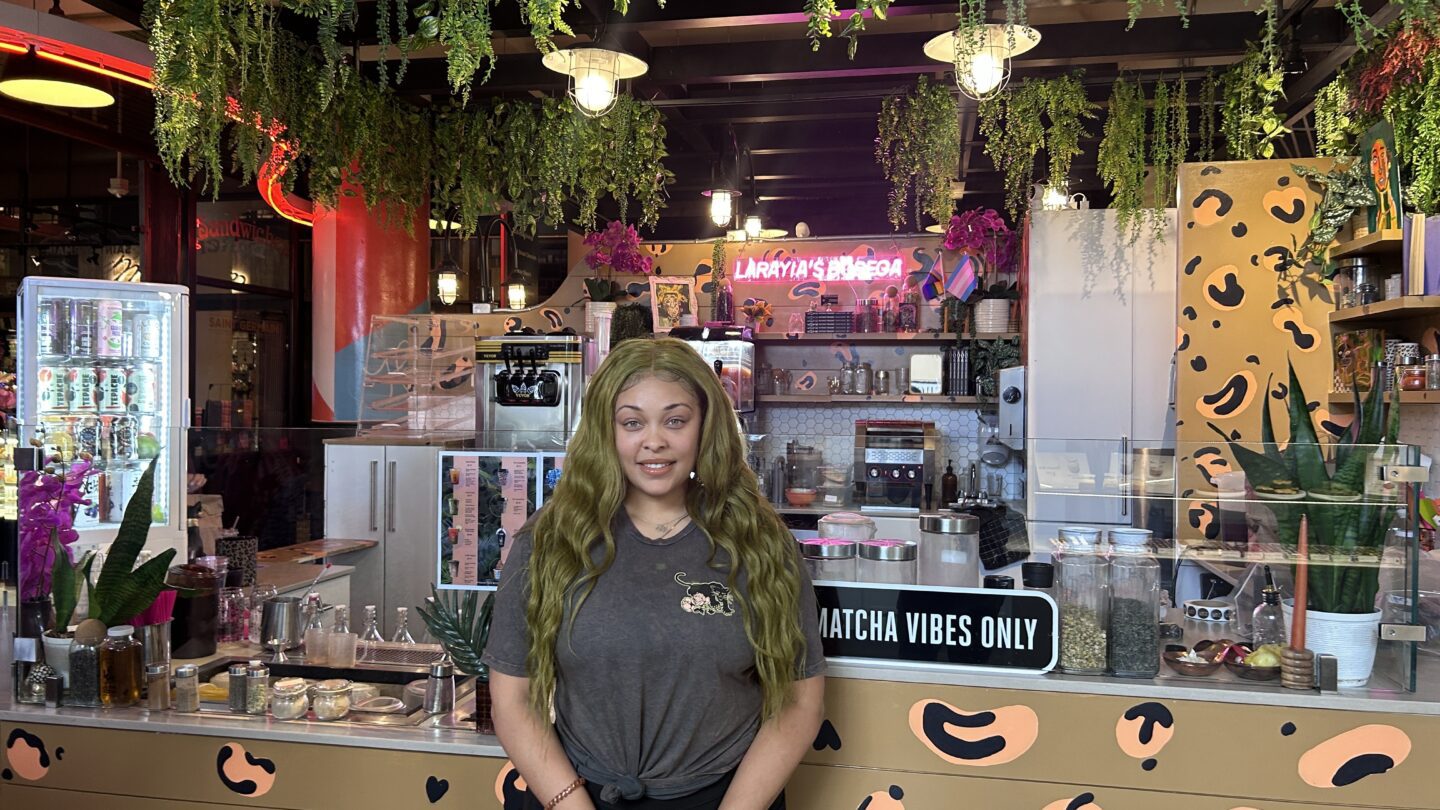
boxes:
[359,314,481,437]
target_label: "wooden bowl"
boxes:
[1224,659,1282,681]
[1162,651,1222,677]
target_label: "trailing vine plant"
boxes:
[805,0,894,57]
[876,76,962,230]
[1148,77,1189,236]
[1220,43,1291,159]
[1098,78,1148,238]
[1313,76,1362,157]
[1198,70,1218,161]
[1124,0,1190,30]
[978,73,1094,221]
[1041,73,1095,200]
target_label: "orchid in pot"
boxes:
[582,221,654,303]
[18,455,96,638]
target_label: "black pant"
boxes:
[520,770,785,810]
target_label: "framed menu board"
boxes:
[437,451,565,590]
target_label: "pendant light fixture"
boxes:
[704,128,745,230]
[542,46,648,118]
[432,211,462,305]
[0,47,115,108]
[703,188,740,229]
[923,24,1041,101]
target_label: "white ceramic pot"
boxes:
[42,632,74,687]
[974,298,1013,333]
[1283,602,1383,688]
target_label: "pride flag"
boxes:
[945,253,979,301]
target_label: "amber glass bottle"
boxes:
[99,625,143,708]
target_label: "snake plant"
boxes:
[416,585,494,679]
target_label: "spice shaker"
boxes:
[174,664,200,712]
[227,662,249,713]
[423,657,457,714]
[245,660,270,715]
[146,663,171,711]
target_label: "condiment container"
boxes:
[312,679,353,721]
[799,539,857,582]
[1021,561,1055,599]
[67,630,103,708]
[1428,355,1440,391]
[918,513,980,588]
[1400,364,1427,391]
[983,575,1015,589]
[1056,527,1109,675]
[270,677,309,720]
[146,663,171,711]
[227,662,249,713]
[245,661,269,715]
[1107,528,1159,678]
[858,540,918,585]
[174,664,200,712]
[99,625,143,708]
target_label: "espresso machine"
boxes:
[853,420,937,514]
[475,334,589,450]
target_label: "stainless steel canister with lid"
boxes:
[918,513,981,588]
[857,540,918,584]
[799,539,858,582]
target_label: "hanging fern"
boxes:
[979,74,1092,221]
[1041,73,1095,198]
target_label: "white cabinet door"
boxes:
[381,445,442,636]
[323,443,386,542]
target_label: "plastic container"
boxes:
[1107,528,1160,677]
[800,539,857,582]
[1021,562,1055,599]
[817,512,876,542]
[918,513,980,588]
[858,540,918,585]
[270,677,309,720]
[1056,528,1109,675]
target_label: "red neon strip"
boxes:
[36,49,153,89]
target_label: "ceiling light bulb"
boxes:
[744,215,762,239]
[436,271,459,305]
[507,283,528,310]
[573,71,617,115]
[709,190,734,228]
[1042,185,1071,211]
[962,52,1006,97]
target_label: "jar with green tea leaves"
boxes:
[1107,528,1160,677]
[1056,527,1109,674]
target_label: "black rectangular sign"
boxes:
[814,584,1058,673]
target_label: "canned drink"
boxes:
[73,470,105,528]
[133,313,161,359]
[108,415,137,460]
[96,300,125,357]
[97,366,128,413]
[127,364,159,413]
[67,366,99,412]
[70,300,96,356]
[36,298,67,355]
[106,466,142,522]
[71,415,101,458]
[37,366,67,412]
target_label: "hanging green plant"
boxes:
[1147,77,1189,237]
[1220,44,1291,159]
[1374,23,1440,214]
[979,74,1092,221]
[1123,0,1190,30]
[1313,76,1363,157]
[1198,70,1218,162]
[1292,160,1378,270]
[711,239,727,283]
[1040,73,1095,198]
[876,75,961,230]
[805,0,895,57]
[1098,78,1148,237]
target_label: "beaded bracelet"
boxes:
[545,777,586,809]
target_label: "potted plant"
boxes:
[17,454,97,679]
[582,221,653,333]
[1210,361,1399,687]
[416,586,494,733]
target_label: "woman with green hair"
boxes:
[484,337,825,810]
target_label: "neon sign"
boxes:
[733,255,905,283]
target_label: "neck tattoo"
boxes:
[648,512,690,539]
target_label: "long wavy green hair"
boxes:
[526,337,806,721]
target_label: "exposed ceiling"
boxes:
[2,0,1381,240]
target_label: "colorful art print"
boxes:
[1333,329,1383,391]
[1363,121,1404,233]
[649,276,697,332]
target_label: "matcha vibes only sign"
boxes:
[813,585,1058,673]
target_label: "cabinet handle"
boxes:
[369,460,379,532]
[387,461,398,532]
[1120,435,1129,518]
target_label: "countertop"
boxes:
[255,561,355,593]
[256,539,378,564]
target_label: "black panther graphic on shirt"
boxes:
[674,572,736,616]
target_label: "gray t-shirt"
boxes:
[481,509,826,801]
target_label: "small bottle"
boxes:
[146,663,171,711]
[174,664,200,712]
[359,605,384,662]
[99,625,143,708]
[245,661,270,715]
[392,606,417,645]
[1252,572,1288,648]
[328,605,358,667]
[303,593,330,665]
[941,461,959,505]
[227,662,249,713]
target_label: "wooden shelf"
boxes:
[1328,390,1440,405]
[758,393,981,405]
[1329,295,1440,324]
[1330,229,1404,259]
[751,331,1019,343]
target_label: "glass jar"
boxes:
[67,635,103,708]
[1399,364,1427,391]
[1428,356,1440,391]
[854,299,875,333]
[228,662,249,713]
[146,663,171,711]
[174,664,200,712]
[1056,527,1109,675]
[898,287,920,332]
[857,540,918,585]
[270,677,309,720]
[856,362,874,396]
[245,661,270,715]
[817,512,876,542]
[800,539,857,582]
[1107,529,1160,678]
[918,513,980,588]
[312,679,353,721]
[99,625,143,708]
[840,362,858,394]
[1251,587,1289,648]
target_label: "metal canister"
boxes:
[227,662,249,713]
[128,364,159,413]
[875,369,891,395]
[68,367,99,412]
[97,366,128,413]
[69,300,96,355]
[856,362,874,395]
